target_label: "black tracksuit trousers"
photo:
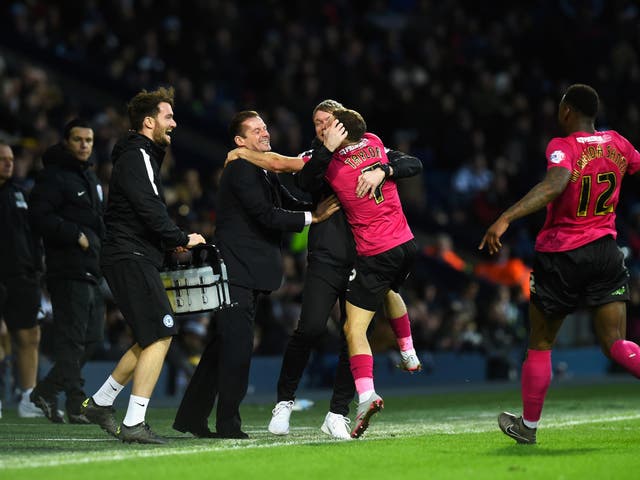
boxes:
[276,260,355,416]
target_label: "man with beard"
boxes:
[81,87,206,444]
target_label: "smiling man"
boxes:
[172,110,340,439]
[80,87,206,444]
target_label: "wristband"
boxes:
[379,163,392,178]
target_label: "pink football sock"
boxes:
[389,313,414,351]
[521,349,552,423]
[610,340,640,378]
[350,354,374,394]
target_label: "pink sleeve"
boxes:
[545,137,573,171]
[624,140,640,175]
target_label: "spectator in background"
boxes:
[165,316,209,396]
[451,153,494,207]
[28,119,105,424]
[482,285,525,380]
[0,143,43,419]
[423,232,468,272]
[474,244,532,300]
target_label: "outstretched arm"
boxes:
[225,148,304,173]
[296,144,333,192]
[478,167,571,255]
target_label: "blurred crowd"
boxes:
[2,0,640,391]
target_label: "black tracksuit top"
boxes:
[29,143,104,282]
[0,180,41,279]
[101,132,188,269]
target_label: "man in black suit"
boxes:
[173,110,339,438]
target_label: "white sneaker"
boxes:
[18,390,45,418]
[268,400,294,435]
[321,412,352,440]
[398,349,422,373]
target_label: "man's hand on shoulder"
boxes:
[225,147,249,168]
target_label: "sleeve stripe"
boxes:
[140,148,159,196]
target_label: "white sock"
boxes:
[123,395,149,427]
[92,375,125,407]
[358,390,375,404]
[522,418,538,429]
[21,388,34,403]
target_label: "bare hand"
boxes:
[356,168,386,198]
[187,233,206,248]
[78,232,89,250]
[311,194,341,223]
[225,147,248,168]
[478,216,509,255]
[323,119,348,152]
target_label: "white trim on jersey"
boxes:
[141,148,159,196]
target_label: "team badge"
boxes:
[349,269,357,282]
[163,314,174,328]
[549,150,565,164]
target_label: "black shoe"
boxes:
[213,430,249,439]
[81,397,118,437]
[30,391,65,424]
[498,412,537,444]
[117,422,167,444]
[173,422,217,438]
[68,412,91,424]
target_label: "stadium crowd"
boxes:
[1,0,640,400]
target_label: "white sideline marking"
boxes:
[3,413,640,470]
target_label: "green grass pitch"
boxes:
[1,380,638,480]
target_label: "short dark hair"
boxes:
[312,99,343,118]
[332,108,366,143]
[63,118,92,140]
[127,86,175,131]
[229,110,260,143]
[562,84,599,118]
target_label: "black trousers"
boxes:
[174,283,257,434]
[277,261,355,416]
[38,279,105,412]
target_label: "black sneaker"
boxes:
[498,412,537,444]
[117,422,167,444]
[68,412,91,424]
[81,397,118,437]
[30,391,65,423]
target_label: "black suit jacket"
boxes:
[215,158,307,291]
